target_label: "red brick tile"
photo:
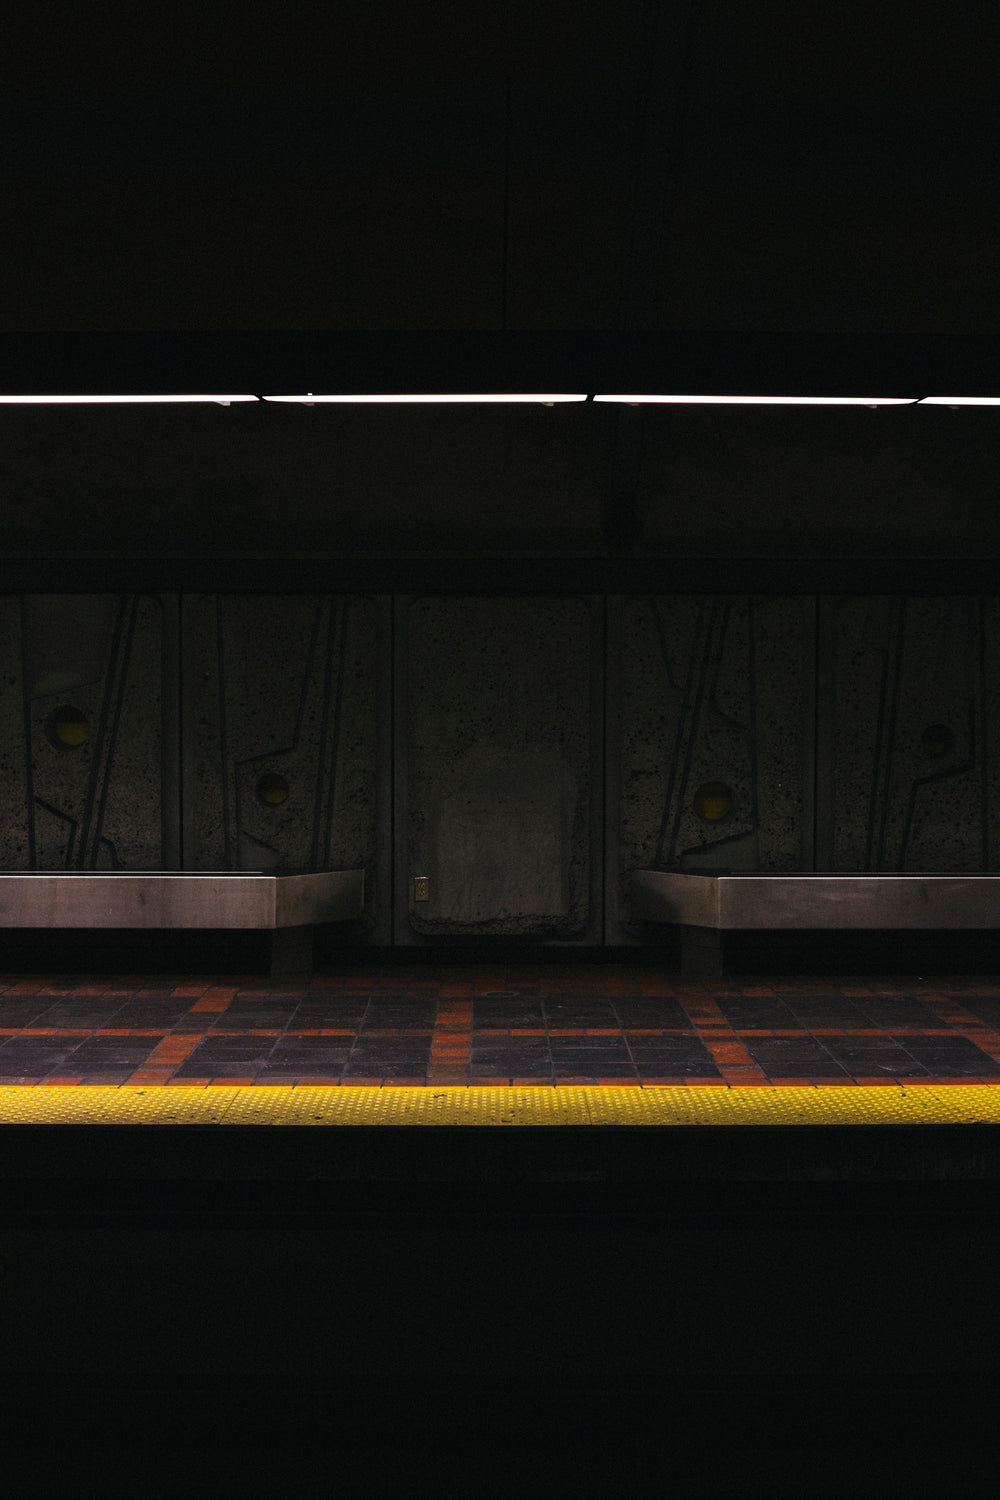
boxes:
[854,1077,904,1087]
[38,1077,83,1086]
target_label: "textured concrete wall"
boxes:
[183,594,381,933]
[615,596,809,935]
[827,596,1000,871]
[0,597,30,869]
[401,596,596,938]
[0,595,164,869]
[2,591,998,940]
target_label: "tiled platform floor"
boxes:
[2,962,1000,1087]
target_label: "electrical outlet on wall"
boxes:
[413,876,429,901]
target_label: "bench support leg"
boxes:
[679,924,725,977]
[270,925,315,979]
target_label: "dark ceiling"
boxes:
[5,0,998,333]
[3,1,1000,571]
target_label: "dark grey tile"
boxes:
[915,1061,1000,1075]
[485,1050,552,1063]
[614,1002,693,1028]
[473,1010,546,1029]
[783,1001,873,1027]
[549,1035,630,1049]
[761,1062,852,1077]
[635,1062,723,1077]
[744,1038,836,1057]
[33,1012,122,1028]
[894,1036,989,1053]
[173,1061,262,1076]
[858,1001,943,1025]
[626,1036,714,1051]
[716,1005,803,1029]
[473,1062,552,1076]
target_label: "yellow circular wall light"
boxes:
[256,772,290,806]
[693,781,733,821]
[46,706,90,749]
[921,724,952,757]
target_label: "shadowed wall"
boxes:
[2,591,997,950]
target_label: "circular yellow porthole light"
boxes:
[921,724,952,757]
[46,706,90,750]
[693,780,733,821]
[256,772,290,806]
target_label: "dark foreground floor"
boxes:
[3,960,1000,1495]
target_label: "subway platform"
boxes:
[4,957,1000,1492]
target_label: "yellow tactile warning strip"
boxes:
[2,1084,1000,1126]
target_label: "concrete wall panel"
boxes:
[182,594,381,933]
[614,596,809,936]
[0,597,30,869]
[0,595,166,870]
[827,596,998,870]
[399,596,597,939]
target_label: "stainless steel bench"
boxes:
[0,870,365,978]
[630,871,1000,975]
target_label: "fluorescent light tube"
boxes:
[262,393,588,404]
[0,395,259,404]
[592,395,918,406]
[917,396,1000,406]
